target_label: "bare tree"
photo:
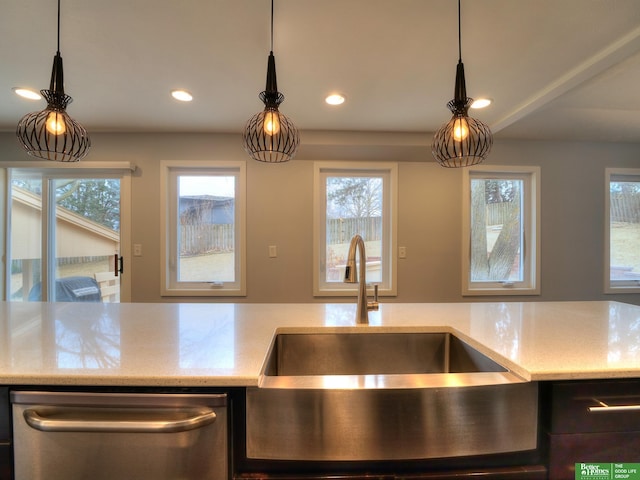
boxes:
[471,180,521,281]
[327,177,382,218]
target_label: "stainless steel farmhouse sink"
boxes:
[246,330,538,461]
[262,331,515,380]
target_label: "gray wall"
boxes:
[2,131,640,305]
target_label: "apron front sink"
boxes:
[246,330,538,461]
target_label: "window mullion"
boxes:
[40,179,53,301]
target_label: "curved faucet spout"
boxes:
[344,234,376,324]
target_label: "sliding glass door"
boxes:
[9,170,127,303]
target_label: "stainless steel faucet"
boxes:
[344,234,379,324]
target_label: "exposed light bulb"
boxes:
[453,117,469,141]
[46,111,66,135]
[263,110,280,136]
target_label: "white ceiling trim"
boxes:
[0,161,137,172]
[491,25,640,134]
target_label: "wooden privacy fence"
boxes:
[610,194,640,223]
[327,217,382,244]
[181,218,382,255]
[485,195,640,226]
[180,224,234,256]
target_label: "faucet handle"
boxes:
[367,284,379,311]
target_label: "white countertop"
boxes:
[0,301,639,386]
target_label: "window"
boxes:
[462,166,540,295]
[160,161,246,296]
[5,162,132,303]
[605,168,640,293]
[313,162,397,296]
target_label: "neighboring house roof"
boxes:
[179,195,234,225]
[11,187,119,260]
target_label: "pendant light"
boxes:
[242,0,300,163]
[16,0,90,162]
[432,0,492,168]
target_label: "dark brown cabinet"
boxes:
[235,465,547,480]
[0,388,11,480]
[546,379,640,480]
[400,467,547,479]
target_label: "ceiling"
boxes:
[2,0,640,143]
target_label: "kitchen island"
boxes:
[1,300,639,479]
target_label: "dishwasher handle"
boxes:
[588,404,640,413]
[23,406,217,433]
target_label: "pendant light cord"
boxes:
[270,0,274,52]
[56,0,61,54]
[457,0,462,62]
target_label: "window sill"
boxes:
[463,287,540,296]
[605,286,640,294]
[161,288,246,297]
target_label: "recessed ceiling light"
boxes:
[471,98,492,109]
[13,87,42,100]
[325,93,346,106]
[171,89,193,102]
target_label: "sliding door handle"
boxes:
[114,253,123,276]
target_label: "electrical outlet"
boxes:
[399,246,407,259]
[133,244,142,256]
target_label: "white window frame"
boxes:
[605,168,640,294]
[160,161,246,296]
[313,161,398,297]
[462,165,540,296]
[2,161,133,302]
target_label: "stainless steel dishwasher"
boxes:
[11,391,228,480]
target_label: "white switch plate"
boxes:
[399,246,407,258]
[268,245,277,258]
[133,244,142,256]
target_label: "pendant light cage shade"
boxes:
[432,101,493,168]
[16,90,91,162]
[243,0,299,163]
[431,0,492,167]
[242,97,300,163]
[15,0,90,162]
